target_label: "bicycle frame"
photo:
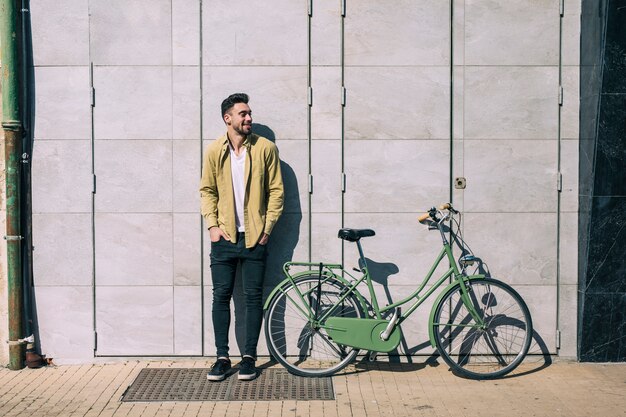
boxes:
[263,213,488,349]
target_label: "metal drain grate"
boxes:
[121,368,334,402]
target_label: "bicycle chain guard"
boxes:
[323,317,402,352]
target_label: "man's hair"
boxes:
[221,93,249,118]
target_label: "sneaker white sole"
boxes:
[237,372,257,381]
[207,374,227,381]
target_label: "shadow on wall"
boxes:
[231,123,302,354]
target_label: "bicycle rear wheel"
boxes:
[432,278,533,379]
[264,274,363,377]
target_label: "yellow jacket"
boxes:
[200,133,284,248]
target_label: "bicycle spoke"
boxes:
[432,278,532,379]
[265,275,362,377]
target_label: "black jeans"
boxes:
[210,232,266,359]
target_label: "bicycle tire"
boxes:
[432,277,533,379]
[264,274,364,377]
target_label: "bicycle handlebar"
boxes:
[417,212,431,223]
[418,203,457,224]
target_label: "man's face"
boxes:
[224,102,253,136]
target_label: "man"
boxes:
[200,93,284,381]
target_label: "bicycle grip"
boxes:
[439,203,451,210]
[418,212,430,223]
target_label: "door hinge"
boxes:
[558,85,563,106]
[308,0,313,16]
[341,86,347,106]
[557,172,562,192]
[93,174,97,194]
[308,86,313,107]
[341,173,347,193]
[94,331,98,351]
[559,0,564,16]
[90,62,95,107]
[555,329,561,349]
[308,174,313,194]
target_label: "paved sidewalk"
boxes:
[0,358,625,417]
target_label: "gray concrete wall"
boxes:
[27,0,580,363]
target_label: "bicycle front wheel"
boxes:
[432,278,533,379]
[264,274,363,377]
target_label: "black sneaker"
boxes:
[238,356,258,381]
[207,358,231,381]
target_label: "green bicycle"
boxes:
[263,203,533,380]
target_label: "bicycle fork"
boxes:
[457,278,487,329]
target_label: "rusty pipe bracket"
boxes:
[4,235,24,241]
[1,120,21,131]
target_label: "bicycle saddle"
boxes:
[338,228,376,242]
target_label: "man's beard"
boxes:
[235,124,251,136]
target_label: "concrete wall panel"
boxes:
[311,0,342,66]
[560,139,579,213]
[562,66,581,140]
[174,286,202,355]
[311,140,341,213]
[94,67,173,140]
[31,0,90,66]
[95,140,173,213]
[173,67,201,140]
[35,286,93,363]
[463,140,557,213]
[33,214,92,287]
[559,212,578,286]
[344,140,449,213]
[173,0,200,66]
[344,67,450,140]
[173,140,201,213]
[202,0,307,66]
[95,213,173,286]
[562,2,582,67]
[310,213,343,263]
[32,140,92,213]
[464,67,558,139]
[90,0,172,66]
[345,0,450,66]
[34,67,91,140]
[311,67,342,140]
[463,213,557,286]
[518,285,557,353]
[465,0,559,65]
[173,214,201,286]
[96,286,174,355]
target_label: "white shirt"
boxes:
[229,146,246,232]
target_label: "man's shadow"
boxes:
[231,123,302,355]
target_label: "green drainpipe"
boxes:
[2,0,25,370]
